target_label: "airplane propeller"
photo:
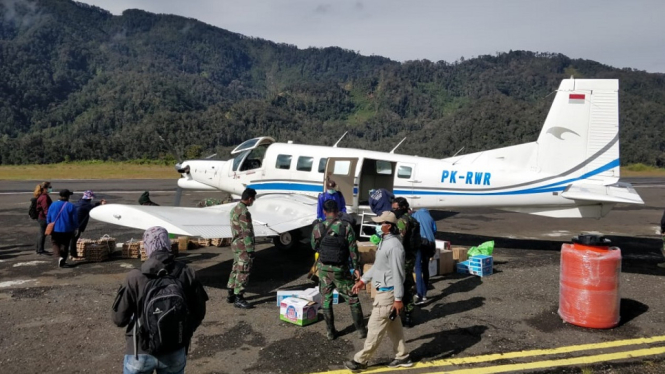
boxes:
[158,134,186,207]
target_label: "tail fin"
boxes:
[536,79,620,183]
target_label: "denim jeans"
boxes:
[123,348,186,374]
[415,249,430,299]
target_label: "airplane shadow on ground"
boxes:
[407,325,489,362]
[195,244,315,306]
[434,230,664,277]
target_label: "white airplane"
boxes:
[91,78,644,249]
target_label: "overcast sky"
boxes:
[78,0,665,73]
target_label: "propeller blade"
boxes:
[174,187,183,207]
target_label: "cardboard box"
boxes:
[301,287,323,306]
[357,241,377,264]
[452,246,469,263]
[457,260,470,274]
[362,263,376,299]
[468,264,493,277]
[439,249,454,275]
[280,297,319,326]
[276,290,307,306]
[177,236,189,251]
[435,240,451,251]
[469,255,493,268]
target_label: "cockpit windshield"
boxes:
[231,144,269,172]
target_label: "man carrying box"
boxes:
[311,200,366,340]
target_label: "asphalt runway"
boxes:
[0,177,664,373]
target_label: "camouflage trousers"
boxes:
[318,264,361,311]
[227,249,253,295]
[403,255,416,313]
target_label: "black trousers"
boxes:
[51,232,73,261]
[36,219,47,253]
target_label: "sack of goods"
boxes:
[122,239,142,259]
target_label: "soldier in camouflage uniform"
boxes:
[392,197,417,327]
[227,188,257,309]
[311,200,366,340]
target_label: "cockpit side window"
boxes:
[239,145,267,171]
[232,150,250,171]
[318,158,328,173]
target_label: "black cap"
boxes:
[59,189,74,197]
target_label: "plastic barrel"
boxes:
[558,242,621,328]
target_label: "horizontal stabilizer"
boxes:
[498,204,615,219]
[560,183,644,205]
[90,194,318,238]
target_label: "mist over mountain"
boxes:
[0,0,663,166]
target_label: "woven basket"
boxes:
[121,240,141,259]
[84,243,110,262]
[73,239,97,260]
[140,240,180,262]
[211,238,231,247]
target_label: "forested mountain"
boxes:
[1,0,664,166]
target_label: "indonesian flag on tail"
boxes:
[569,93,585,103]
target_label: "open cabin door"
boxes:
[325,157,359,212]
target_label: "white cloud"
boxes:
[75,0,665,72]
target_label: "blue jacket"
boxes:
[317,191,347,220]
[47,200,79,233]
[412,208,437,243]
[369,188,394,215]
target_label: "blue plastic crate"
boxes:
[468,265,493,277]
[469,255,493,267]
[456,260,470,274]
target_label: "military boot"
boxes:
[403,311,414,328]
[322,308,337,340]
[351,308,367,339]
[226,289,236,304]
[234,293,254,309]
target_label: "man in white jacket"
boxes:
[344,211,413,371]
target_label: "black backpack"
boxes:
[316,220,349,266]
[137,265,190,355]
[28,197,38,220]
[404,215,422,255]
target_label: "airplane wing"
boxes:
[89,194,319,239]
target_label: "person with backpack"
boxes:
[68,190,96,258]
[33,181,52,255]
[392,197,420,327]
[138,191,160,206]
[316,179,347,221]
[311,200,366,341]
[112,226,208,374]
[411,208,437,305]
[46,189,78,268]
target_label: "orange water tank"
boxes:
[558,235,621,329]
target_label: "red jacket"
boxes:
[36,193,52,221]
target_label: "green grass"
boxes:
[0,161,177,180]
[621,163,665,177]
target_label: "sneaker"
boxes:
[58,258,70,268]
[388,358,413,368]
[415,297,428,305]
[343,360,367,372]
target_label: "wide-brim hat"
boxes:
[371,211,398,224]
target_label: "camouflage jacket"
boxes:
[311,217,359,270]
[396,211,416,252]
[230,202,255,252]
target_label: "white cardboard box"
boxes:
[276,290,307,306]
[279,297,319,326]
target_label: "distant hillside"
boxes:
[0,0,664,166]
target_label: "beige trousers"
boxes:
[353,290,409,364]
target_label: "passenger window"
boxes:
[333,161,351,175]
[376,160,392,175]
[297,156,313,172]
[397,165,412,179]
[275,154,292,170]
[318,158,328,173]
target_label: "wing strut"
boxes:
[390,137,407,153]
[333,132,348,147]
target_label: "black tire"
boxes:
[273,230,302,251]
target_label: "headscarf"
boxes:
[143,226,172,258]
[82,190,95,200]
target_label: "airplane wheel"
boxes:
[273,230,301,251]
